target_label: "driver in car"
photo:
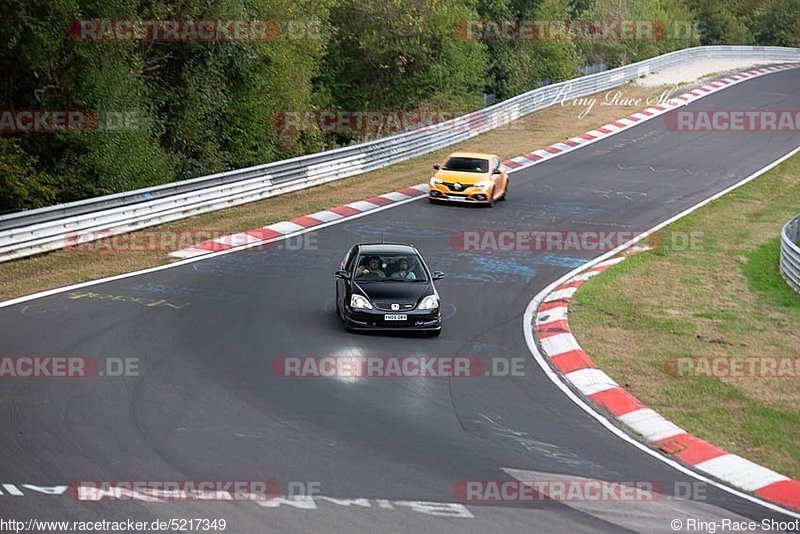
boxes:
[390,258,417,280]
[356,256,386,278]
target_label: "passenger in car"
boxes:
[389,258,416,280]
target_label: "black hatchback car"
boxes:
[335,243,444,335]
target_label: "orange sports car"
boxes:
[428,152,509,206]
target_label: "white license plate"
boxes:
[384,314,407,321]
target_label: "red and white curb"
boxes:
[170,186,430,258]
[170,62,799,259]
[533,248,800,512]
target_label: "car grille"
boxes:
[442,181,473,192]
[373,301,416,311]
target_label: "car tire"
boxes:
[336,289,346,321]
[337,298,353,332]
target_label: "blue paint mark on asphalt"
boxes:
[528,253,587,268]
[426,250,588,284]
[466,254,538,281]
[426,252,538,284]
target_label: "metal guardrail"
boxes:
[1,45,799,262]
[780,215,800,293]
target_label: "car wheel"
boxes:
[336,296,352,331]
[341,311,354,332]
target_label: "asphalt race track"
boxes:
[1,68,799,533]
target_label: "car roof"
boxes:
[445,151,495,160]
[356,243,419,255]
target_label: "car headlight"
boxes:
[418,295,439,310]
[350,294,373,310]
[430,177,442,186]
[475,182,492,190]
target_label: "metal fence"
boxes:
[1,45,799,263]
[780,215,800,293]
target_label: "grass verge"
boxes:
[570,153,800,478]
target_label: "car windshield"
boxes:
[354,252,428,282]
[442,157,489,173]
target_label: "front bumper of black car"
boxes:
[343,307,442,332]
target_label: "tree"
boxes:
[686,0,753,45]
[319,0,488,118]
[752,0,800,47]
[578,0,699,67]
[0,138,56,212]
[477,0,580,100]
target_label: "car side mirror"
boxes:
[432,271,445,280]
[335,270,349,279]
[492,168,502,174]
[433,164,440,170]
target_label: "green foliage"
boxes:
[0,138,57,212]
[687,0,753,45]
[478,0,580,99]
[685,0,800,46]
[0,0,791,211]
[319,0,487,113]
[752,0,800,47]
[579,0,699,67]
